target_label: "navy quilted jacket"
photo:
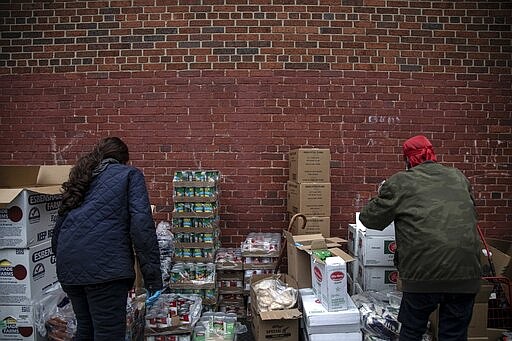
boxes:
[52,164,163,292]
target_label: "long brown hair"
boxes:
[59,137,129,215]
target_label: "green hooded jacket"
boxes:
[359,161,481,293]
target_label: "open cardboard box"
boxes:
[0,165,71,249]
[309,239,355,311]
[284,231,346,288]
[250,273,302,341]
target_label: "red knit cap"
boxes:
[403,135,437,168]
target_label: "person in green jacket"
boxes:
[359,135,481,341]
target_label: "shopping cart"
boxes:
[478,225,512,329]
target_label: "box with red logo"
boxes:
[356,212,395,236]
[0,240,57,306]
[0,166,71,249]
[0,304,46,341]
[310,240,354,312]
[357,265,398,292]
[357,234,396,267]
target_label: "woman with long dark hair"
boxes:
[52,137,162,341]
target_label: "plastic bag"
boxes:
[253,276,298,312]
[126,289,147,341]
[156,221,175,285]
[352,290,400,340]
[33,282,76,340]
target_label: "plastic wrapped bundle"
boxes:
[156,221,174,284]
[253,277,298,312]
[33,282,76,341]
[351,291,400,340]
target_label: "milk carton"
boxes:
[310,240,354,311]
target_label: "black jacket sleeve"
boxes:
[128,169,163,292]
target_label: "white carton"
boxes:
[358,233,396,267]
[356,212,395,236]
[0,166,71,249]
[299,288,360,334]
[0,304,46,341]
[358,264,398,292]
[0,240,57,306]
[310,242,353,312]
[301,327,362,341]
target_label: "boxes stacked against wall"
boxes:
[0,166,72,341]
[287,149,331,237]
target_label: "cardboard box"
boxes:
[291,215,330,237]
[356,212,395,236]
[0,165,71,249]
[299,288,360,334]
[358,234,396,267]
[310,241,354,312]
[250,274,301,341]
[483,238,512,279]
[285,231,346,289]
[287,181,331,217]
[289,149,330,183]
[430,285,493,339]
[0,304,45,341]
[0,240,57,306]
[357,265,398,292]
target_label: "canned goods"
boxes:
[182,248,192,257]
[203,203,213,212]
[174,187,185,197]
[204,187,213,197]
[173,171,184,182]
[203,233,213,243]
[193,248,202,258]
[195,187,205,197]
[185,187,194,197]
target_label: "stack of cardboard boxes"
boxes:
[0,165,70,341]
[287,149,331,237]
[347,213,398,295]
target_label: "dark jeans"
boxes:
[398,292,476,341]
[62,278,134,341]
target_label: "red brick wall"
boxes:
[1,1,511,243]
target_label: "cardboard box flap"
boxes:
[259,308,302,321]
[329,248,355,263]
[0,188,25,205]
[285,231,346,251]
[36,165,71,185]
[0,165,70,188]
[0,166,40,187]
[310,239,328,250]
[287,232,325,244]
[311,247,355,263]
[481,243,511,277]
